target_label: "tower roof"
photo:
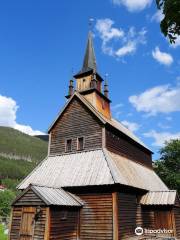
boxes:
[81,31,97,73]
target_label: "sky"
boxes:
[0,0,180,160]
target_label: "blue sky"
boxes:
[0,0,180,159]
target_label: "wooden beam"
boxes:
[102,127,106,148]
[112,192,119,240]
[44,207,50,240]
[171,210,176,238]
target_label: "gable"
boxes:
[13,188,45,206]
[50,96,103,155]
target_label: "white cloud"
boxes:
[112,0,152,12]
[96,19,147,59]
[111,103,124,110]
[152,47,173,66]
[115,41,136,57]
[151,11,164,22]
[121,120,140,132]
[112,103,124,119]
[144,130,180,147]
[0,94,45,136]
[96,19,124,42]
[170,36,180,48]
[129,84,180,116]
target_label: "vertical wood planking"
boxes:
[112,192,119,240]
[44,207,50,240]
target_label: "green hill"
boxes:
[0,126,48,189]
[0,127,48,163]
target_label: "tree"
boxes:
[154,139,180,194]
[0,190,15,219]
[156,0,180,44]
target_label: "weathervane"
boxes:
[89,18,94,31]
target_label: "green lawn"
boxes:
[0,224,7,240]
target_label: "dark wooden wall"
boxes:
[9,206,47,240]
[174,207,180,239]
[34,207,47,240]
[106,129,152,168]
[9,207,22,240]
[50,208,79,240]
[77,193,113,240]
[13,189,45,206]
[50,97,103,155]
[118,192,137,239]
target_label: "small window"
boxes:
[77,137,84,151]
[61,210,68,220]
[66,139,72,152]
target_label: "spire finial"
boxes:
[89,18,94,31]
[68,68,74,96]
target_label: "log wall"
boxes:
[106,129,152,168]
[174,207,180,239]
[77,193,113,240]
[9,206,46,240]
[50,97,103,155]
[50,208,78,240]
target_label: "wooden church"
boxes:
[9,31,180,240]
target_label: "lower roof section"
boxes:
[13,184,83,207]
[140,190,178,206]
[18,149,168,192]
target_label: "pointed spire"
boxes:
[82,31,97,73]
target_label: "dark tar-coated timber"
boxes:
[50,97,103,155]
[9,29,180,240]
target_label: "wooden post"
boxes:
[77,209,81,240]
[112,192,119,240]
[102,127,106,148]
[44,207,50,240]
[171,210,176,238]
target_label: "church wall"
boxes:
[50,96,103,155]
[77,193,113,240]
[118,192,138,239]
[9,206,47,240]
[50,207,79,240]
[174,206,180,239]
[105,128,152,168]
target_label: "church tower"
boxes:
[67,31,111,119]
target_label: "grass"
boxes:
[0,224,7,240]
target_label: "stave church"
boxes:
[9,30,180,240]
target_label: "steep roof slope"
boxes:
[18,149,167,191]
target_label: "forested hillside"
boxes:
[0,127,48,222]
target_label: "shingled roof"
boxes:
[13,184,84,206]
[18,149,167,192]
[140,190,178,205]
